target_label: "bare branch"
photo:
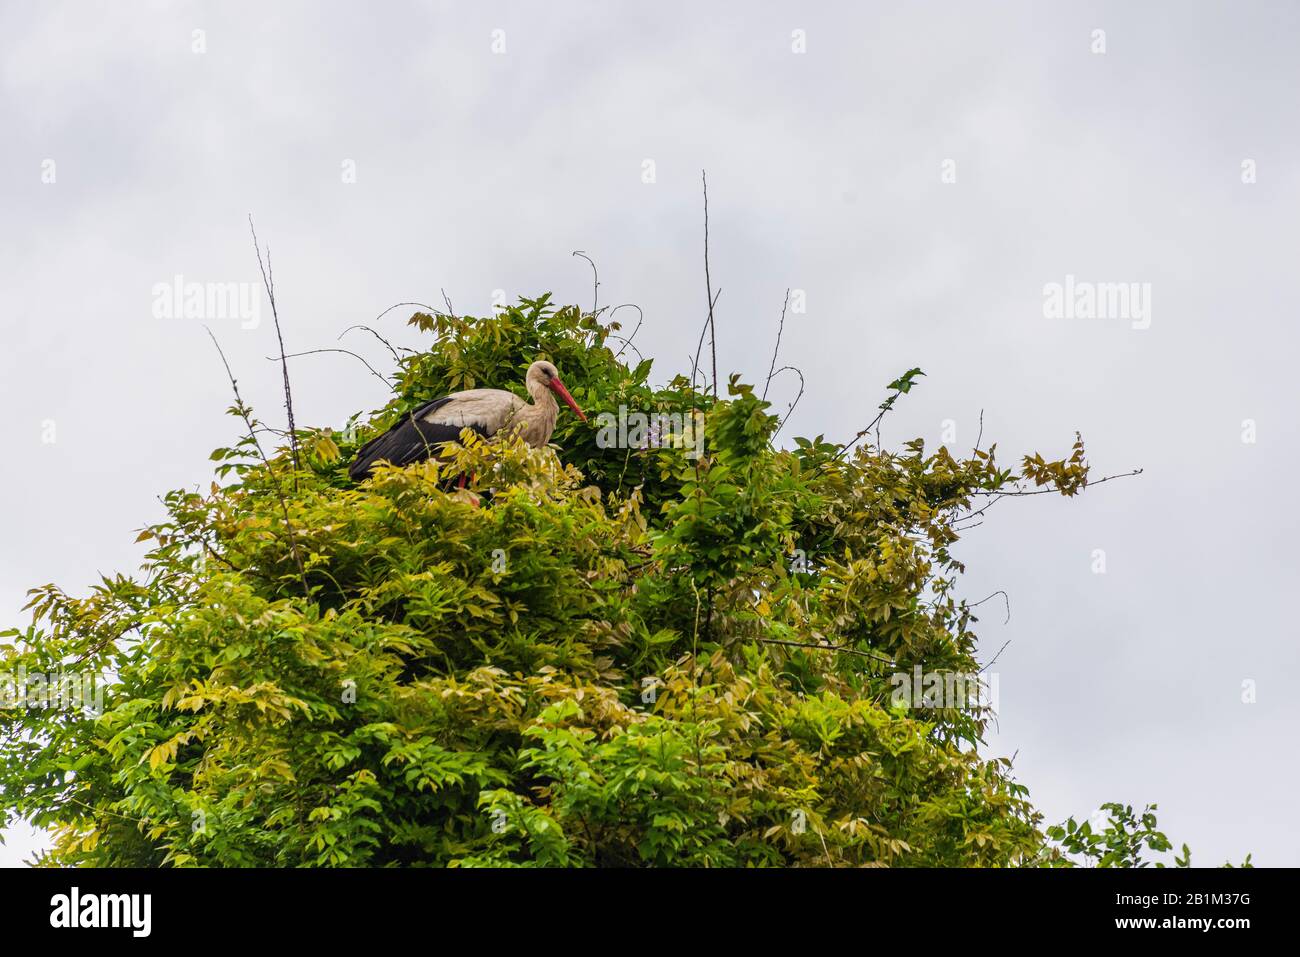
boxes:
[606,334,645,365]
[769,365,806,440]
[608,303,644,361]
[981,638,1012,673]
[702,170,718,398]
[339,324,408,362]
[752,637,895,666]
[831,375,929,465]
[248,215,301,484]
[691,289,722,396]
[370,301,442,324]
[970,468,1145,500]
[205,326,309,598]
[686,355,711,396]
[834,408,892,463]
[763,288,791,402]
[967,589,1011,624]
[269,348,394,391]
[571,250,599,315]
[950,468,1143,531]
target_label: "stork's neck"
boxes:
[516,377,558,437]
[527,377,557,410]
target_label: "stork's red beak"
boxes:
[548,376,587,422]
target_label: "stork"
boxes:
[348,360,587,482]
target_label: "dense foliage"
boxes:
[0,296,1215,866]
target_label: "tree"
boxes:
[1045,803,1251,869]
[1,295,1195,867]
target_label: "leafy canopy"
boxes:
[0,294,1209,867]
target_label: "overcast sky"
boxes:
[3,0,1296,866]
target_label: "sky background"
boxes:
[2,0,1296,866]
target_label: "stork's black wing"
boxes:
[348,397,487,481]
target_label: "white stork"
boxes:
[348,360,587,482]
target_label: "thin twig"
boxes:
[62,794,147,826]
[608,303,644,361]
[967,589,1011,624]
[769,365,805,441]
[833,410,891,464]
[686,355,710,396]
[270,348,394,390]
[691,289,722,395]
[606,334,645,365]
[248,215,301,485]
[832,386,918,464]
[763,288,791,402]
[753,637,895,666]
[339,324,408,362]
[205,327,310,599]
[948,468,1142,531]
[951,468,1143,530]
[981,638,1012,674]
[970,468,1144,500]
[702,171,718,398]
[370,301,442,324]
[72,622,141,665]
[572,250,599,315]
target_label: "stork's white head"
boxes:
[526,360,587,422]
